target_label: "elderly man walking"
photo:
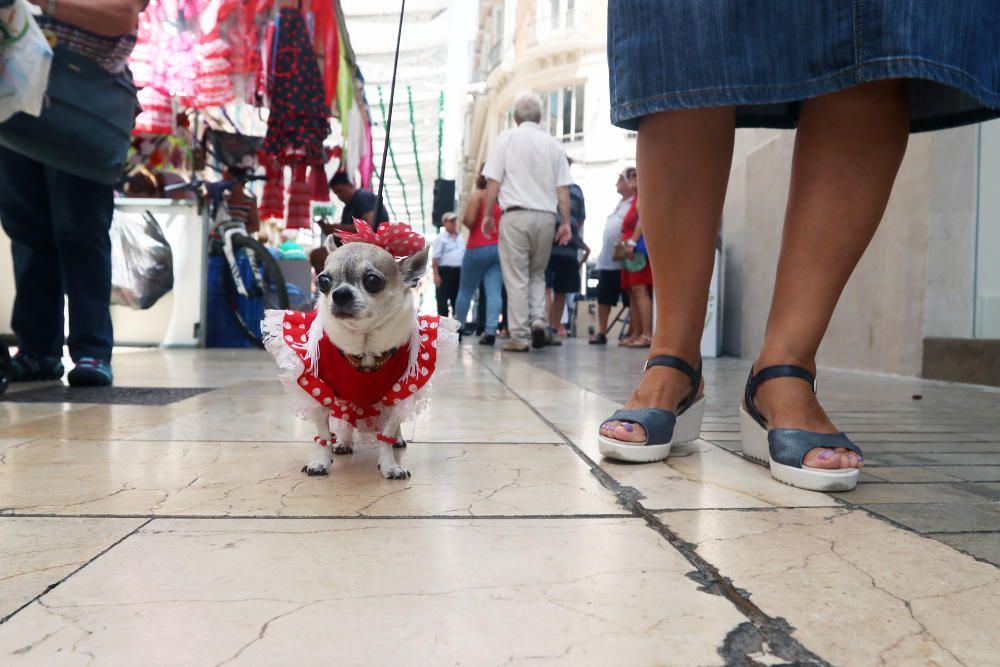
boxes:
[482,94,572,352]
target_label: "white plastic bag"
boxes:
[0,0,52,123]
[111,212,175,310]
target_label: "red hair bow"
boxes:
[335,219,426,258]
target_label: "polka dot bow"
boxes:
[336,219,426,258]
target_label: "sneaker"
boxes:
[530,322,548,349]
[67,357,113,387]
[479,334,496,346]
[501,340,530,352]
[9,353,64,382]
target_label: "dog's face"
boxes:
[316,242,429,333]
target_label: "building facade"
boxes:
[464,0,635,257]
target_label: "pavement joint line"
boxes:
[0,517,154,626]
[474,351,832,666]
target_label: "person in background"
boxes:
[431,213,465,318]
[619,195,653,348]
[224,167,260,236]
[0,0,149,387]
[328,171,390,233]
[545,171,589,344]
[482,93,573,352]
[591,167,636,345]
[453,171,504,346]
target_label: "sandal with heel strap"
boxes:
[740,365,863,492]
[598,355,706,463]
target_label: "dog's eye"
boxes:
[317,273,332,294]
[363,272,385,293]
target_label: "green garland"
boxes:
[437,91,444,180]
[407,85,427,230]
[376,85,413,221]
[372,165,397,220]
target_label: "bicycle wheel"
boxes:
[222,235,290,348]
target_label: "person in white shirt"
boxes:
[431,213,466,317]
[482,94,573,352]
[591,167,637,344]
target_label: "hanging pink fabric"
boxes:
[286,164,312,229]
[359,116,374,190]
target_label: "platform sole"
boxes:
[738,406,859,492]
[598,396,706,463]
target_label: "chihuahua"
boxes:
[264,221,454,480]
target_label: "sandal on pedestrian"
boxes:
[740,365,862,492]
[598,355,706,463]
[589,333,607,345]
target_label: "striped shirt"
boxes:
[37,14,138,74]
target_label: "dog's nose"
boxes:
[331,286,354,306]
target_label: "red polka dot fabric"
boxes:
[277,310,443,430]
[335,219,426,258]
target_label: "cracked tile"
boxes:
[662,507,1000,666]
[0,518,746,666]
[0,439,623,517]
[0,517,144,620]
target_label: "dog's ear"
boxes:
[397,245,430,288]
[324,235,338,253]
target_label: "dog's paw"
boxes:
[334,443,354,455]
[301,461,330,476]
[377,462,411,480]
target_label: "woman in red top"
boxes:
[453,172,505,345]
[620,196,653,347]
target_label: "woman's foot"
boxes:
[749,360,862,470]
[600,363,705,444]
[622,335,652,348]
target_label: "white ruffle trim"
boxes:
[262,309,319,419]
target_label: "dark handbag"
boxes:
[0,45,138,184]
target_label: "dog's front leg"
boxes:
[333,423,354,456]
[377,418,410,480]
[302,407,335,476]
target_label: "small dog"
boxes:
[264,221,456,479]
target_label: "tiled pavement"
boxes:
[0,342,998,666]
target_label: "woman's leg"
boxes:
[753,79,910,470]
[634,284,653,338]
[602,107,735,443]
[454,249,489,328]
[481,247,504,335]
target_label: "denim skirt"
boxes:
[608,1,1000,133]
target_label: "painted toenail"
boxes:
[817,450,832,460]
[622,423,634,432]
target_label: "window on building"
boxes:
[539,84,585,141]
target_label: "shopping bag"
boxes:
[0,0,52,122]
[111,211,175,310]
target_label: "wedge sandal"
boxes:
[740,365,863,492]
[598,355,706,463]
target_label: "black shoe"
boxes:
[531,323,547,349]
[67,357,113,387]
[0,346,9,397]
[9,353,64,382]
[479,334,496,346]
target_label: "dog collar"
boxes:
[340,347,398,373]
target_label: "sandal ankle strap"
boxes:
[644,355,701,414]
[744,364,817,428]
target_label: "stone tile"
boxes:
[867,503,1000,534]
[411,399,561,443]
[0,517,144,620]
[0,439,623,517]
[933,466,1000,482]
[663,508,1000,667]
[0,401,88,431]
[866,452,1000,466]
[0,518,747,666]
[929,533,1000,566]
[838,482,997,505]
[0,399,215,441]
[854,467,967,483]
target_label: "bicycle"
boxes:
[164,174,290,348]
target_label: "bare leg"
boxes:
[631,285,653,339]
[597,303,611,335]
[549,292,567,331]
[602,107,734,442]
[753,79,910,470]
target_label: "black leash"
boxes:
[375,0,406,220]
